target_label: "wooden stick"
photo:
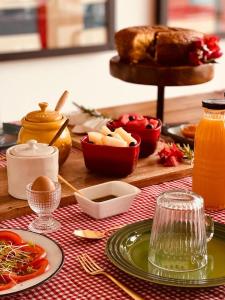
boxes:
[49,119,69,146]
[58,174,82,194]
[55,90,69,112]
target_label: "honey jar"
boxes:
[17,102,72,165]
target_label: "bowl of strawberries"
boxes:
[108,114,162,158]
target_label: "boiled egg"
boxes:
[31,176,55,192]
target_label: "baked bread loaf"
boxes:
[115,25,204,66]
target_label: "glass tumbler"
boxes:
[148,189,214,272]
[26,182,61,233]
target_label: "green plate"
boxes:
[106,219,225,287]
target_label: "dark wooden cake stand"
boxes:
[110,56,214,122]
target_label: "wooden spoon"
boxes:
[55,90,69,112]
[58,174,82,195]
[48,119,69,146]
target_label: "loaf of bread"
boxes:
[115,25,204,66]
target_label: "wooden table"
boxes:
[0,90,223,221]
[0,147,192,221]
[99,90,223,123]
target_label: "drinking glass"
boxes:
[148,189,214,272]
[148,254,214,280]
[26,182,61,233]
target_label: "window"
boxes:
[157,0,225,37]
[0,0,115,61]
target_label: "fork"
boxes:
[77,253,144,300]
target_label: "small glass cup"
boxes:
[148,189,214,272]
[26,182,61,233]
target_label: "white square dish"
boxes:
[74,181,141,219]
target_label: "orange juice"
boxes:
[192,100,225,210]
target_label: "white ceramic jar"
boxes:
[6,140,59,200]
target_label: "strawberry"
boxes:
[163,156,178,167]
[164,156,179,167]
[119,114,130,125]
[158,144,183,167]
[170,144,183,161]
[204,35,219,51]
[158,146,171,160]
[189,35,222,65]
[206,50,223,60]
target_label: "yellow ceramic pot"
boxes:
[17,102,72,166]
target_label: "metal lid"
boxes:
[202,99,225,110]
[11,140,54,157]
[25,102,62,123]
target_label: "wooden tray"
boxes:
[71,132,82,150]
[0,146,192,221]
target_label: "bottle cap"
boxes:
[202,99,225,110]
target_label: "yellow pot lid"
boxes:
[25,102,62,123]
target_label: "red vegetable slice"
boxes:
[0,231,50,291]
[10,259,49,283]
[20,244,47,264]
[0,274,16,291]
[0,231,24,245]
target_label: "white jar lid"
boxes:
[11,140,54,157]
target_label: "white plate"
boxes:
[0,228,64,296]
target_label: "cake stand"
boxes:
[110,56,214,122]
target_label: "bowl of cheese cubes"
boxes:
[81,126,141,177]
[108,114,162,158]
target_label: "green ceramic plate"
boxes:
[106,219,225,287]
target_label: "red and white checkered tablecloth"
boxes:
[0,151,6,168]
[1,177,225,300]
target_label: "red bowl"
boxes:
[81,133,141,177]
[108,117,162,158]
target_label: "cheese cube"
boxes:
[100,125,112,136]
[102,135,127,147]
[114,127,137,145]
[88,132,104,145]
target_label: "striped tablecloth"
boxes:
[1,177,225,300]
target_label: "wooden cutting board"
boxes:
[71,132,82,150]
[0,146,192,221]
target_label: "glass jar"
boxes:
[192,99,225,210]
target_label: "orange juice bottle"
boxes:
[192,99,225,210]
